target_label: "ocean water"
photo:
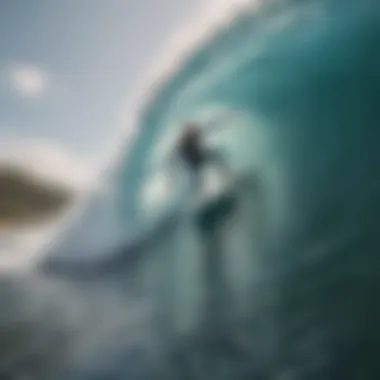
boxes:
[2,0,380,379]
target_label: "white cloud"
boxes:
[7,64,50,99]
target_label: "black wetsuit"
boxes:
[178,137,209,172]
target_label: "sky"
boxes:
[0,0,205,181]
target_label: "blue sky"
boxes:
[0,0,204,174]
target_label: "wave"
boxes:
[114,0,380,378]
[3,0,380,379]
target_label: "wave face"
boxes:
[112,0,380,378]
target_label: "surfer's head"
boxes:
[181,122,202,143]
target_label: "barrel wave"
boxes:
[2,0,380,379]
[112,1,380,377]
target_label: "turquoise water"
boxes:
[3,0,380,379]
[111,0,380,378]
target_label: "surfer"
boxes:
[168,114,236,197]
[178,122,227,174]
